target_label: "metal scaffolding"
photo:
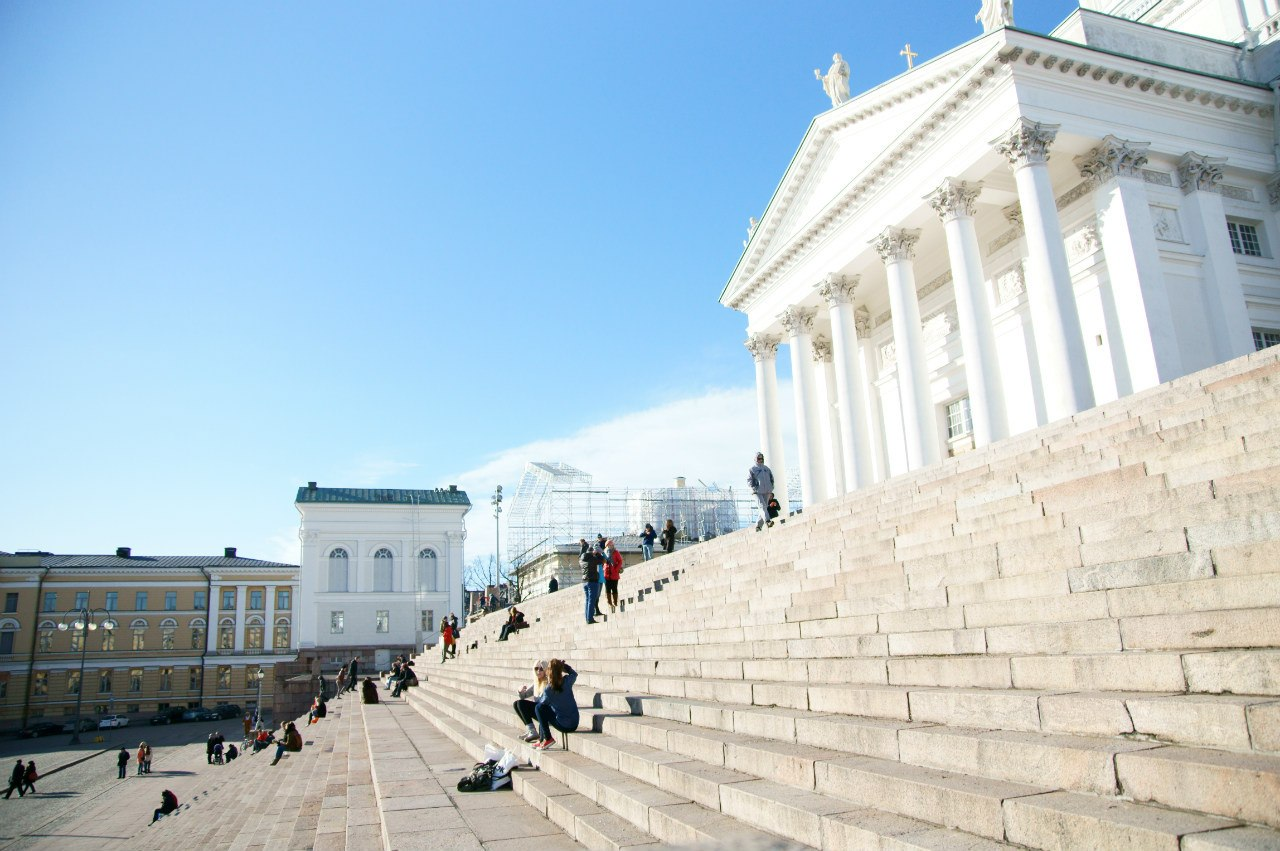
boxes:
[505,462,759,574]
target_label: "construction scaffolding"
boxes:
[505,462,760,576]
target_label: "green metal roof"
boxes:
[295,486,471,507]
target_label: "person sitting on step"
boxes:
[497,606,527,641]
[513,659,550,741]
[532,658,580,750]
[361,676,379,704]
[151,789,178,824]
[270,721,302,765]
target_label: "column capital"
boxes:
[1075,135,1150,184]
[992,118,1060,168]
[817,273,859,306]
[811,334,833,363]
[871,227,921,263]
[1268,173,1280,210]
[745,332,781,362]
[779,306,817,336]
[1177,152,1226,195]
[445,530,467,543]
[928,179,982,222]
[854,306,871,337]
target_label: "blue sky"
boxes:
[1,0,1081,568]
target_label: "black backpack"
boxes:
[456,760,497,792]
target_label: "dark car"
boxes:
[149,708,186,725]
[64,718,97,733]
[213,704,242,719]
[19,721,64,738]
[182,708,218,722]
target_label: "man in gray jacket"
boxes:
[748,452,776,531]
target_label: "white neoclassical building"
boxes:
[295,483,469,666]
[725,0,1280,509]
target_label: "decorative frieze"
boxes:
[1075,136,1150,183]
[779,306,817,336]
[1056,180,1095,210]
[990,228,1022,254]
[928,179,981,222]
[745,333,781,362]
[1150,205,1185,243]
[872,227,921,263]
[994,261,1026,304]
[1065,223,1102,264]
[1142,169,1174,187]
[993,118,1059,168]
[1178,153,1226,194]
[920,270,953,300]
[817,273,859,306]
[1221,185,1254,202]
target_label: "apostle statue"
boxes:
[977,0,1014,33]
[813,53,850,109]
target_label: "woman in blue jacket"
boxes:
[531,658,579,750]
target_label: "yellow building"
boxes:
[0,547,299,731]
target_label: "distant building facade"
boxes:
[0,548,298,731]
[295,483,470,670]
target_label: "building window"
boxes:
[0,630,12,654]
[164,592,177,611]
[189,667,201,691]
[1254,328,1280,351]
[4,593,17,613]
[217,666,231,689]
[374,548,394,592]
[162,627,175,650]
[74,592,89,610]
[330,611,344,634]
[946,396,973,440]
[328,549,349,593]
[102,629,115,651]
[221,589,236,610]
[69,631,83,653]
[421,610,434,632]
[103,592,118,611]
[191,620,206,650]
[42,592,57,612]
[135,592,148,611]
[1227,220,1263,257]
[194,591,207,611]
[159,667,172,692]
[38,628,53,653]
[375,610,390,633]
[33,671,47,696]
[66,670,81,695]
[246,624,264,650]
[98,670,113,693]
[418,549,438,592]
[132,628,146,651]
[274,619,290,649]
[129,669,143,693]
[219,622,234,650]
[276,588,291,610]
[248,590,263,610]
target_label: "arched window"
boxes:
[274,617,291,650]
[417,548,438,592]
[245,615,264,650]
[160,618,178,651]
[328,548,349,592]
[218,616,235,650]
[373,547,394,592]
[190,618,206,650]
[0,618,17,655]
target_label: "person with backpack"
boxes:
[748,452,777,531]
[270,721,302,765]
[151,789,178,824]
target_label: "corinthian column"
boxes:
[1075,136,1181,392]
[993,118,1095,421]
[781,307,825,506]
[745,333,789,510]
[811,335,844,499]
[929,178,1007,446]
[818,274,873,489]
[1178,152,1253,361]
[874,227,940,470]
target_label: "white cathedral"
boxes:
[724,0,1280,509]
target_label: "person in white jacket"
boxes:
[748,452,776,531]
[513,659,549,742]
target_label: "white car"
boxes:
[98,714,130,729]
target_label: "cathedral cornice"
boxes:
[724,32,1271,314]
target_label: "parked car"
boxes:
[213,704,242,719]
[65,718,98,733]
[19,721,64,738]
[149,708,185,725]
[182,708,217,722]
[98,714,130,729]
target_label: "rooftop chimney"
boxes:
[675,477,686,488]
[308,481,317,490]
[116,547,131,558]
[224,547,237,559]
[449,484,458,492]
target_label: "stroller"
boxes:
[212,741,225,765]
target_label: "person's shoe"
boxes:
[532,737,556,750]
[522,731,540,742]
[270,758,280,766]
[779,518,785,524]
[756,519,764,531]
[586,618,597,624]
[767,520,774,528]
[610,604,616,613]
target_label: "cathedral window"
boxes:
[1227,220,1263,257]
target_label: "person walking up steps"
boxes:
[748,452,780,531]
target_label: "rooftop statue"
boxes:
[977,0,1014,33]
[813,53,850,109]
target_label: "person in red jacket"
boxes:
[603,539,624,613]
[440,620,455,662]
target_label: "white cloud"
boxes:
[452,383,796,564]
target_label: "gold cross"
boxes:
[900,43,918,69]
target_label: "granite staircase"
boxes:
[408,346,1280,850]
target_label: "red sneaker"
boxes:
[532,737,556,750]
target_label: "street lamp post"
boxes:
[492,485,503,602]
[57,607,116,745]
[253,668,266,729]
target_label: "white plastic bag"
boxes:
[495,748,518,775]
[483,743,504,763]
